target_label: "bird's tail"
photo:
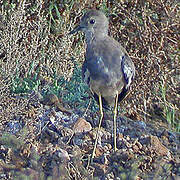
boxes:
[118,86,129,103]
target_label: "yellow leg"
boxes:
[113,92,118,152]
[92,94,103,161]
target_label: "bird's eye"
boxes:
[89,19,95,24]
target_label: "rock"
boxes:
[73,117,92,134]
[41,94,72,115]
[150,135,170,157]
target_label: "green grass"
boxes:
[10,58,98,112]
[11,61,41,94]
[160,80,179,132]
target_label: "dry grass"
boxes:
[0,0,179,130]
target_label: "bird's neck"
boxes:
[85,31,107,44]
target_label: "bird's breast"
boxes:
[89,77,125,105]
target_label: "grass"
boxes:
[1,0,179,131]
[11,61,41,94]
[160,79,179,132]
[43,62,93,109]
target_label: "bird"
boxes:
[69,9,135,161]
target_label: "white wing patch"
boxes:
[121,56,135,88]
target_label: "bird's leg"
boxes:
[92,94,103,161]
[113,92,118,152]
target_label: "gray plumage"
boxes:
[70,10,135,107]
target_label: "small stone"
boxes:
[42,94,72,115]
[50,116,55,124]
[73,118,92,134]
[150,135,170,156]
[126,136,130,141]
[57,148,70,161]
[42,94,59,106]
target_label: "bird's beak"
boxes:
[69,25,83,35]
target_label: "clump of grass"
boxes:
[11,61,41,94]
[160,79,179,132]
[43,62,98,112]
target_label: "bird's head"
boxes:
[69,10,109,38]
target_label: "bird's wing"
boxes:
[121,54,135,89]
[83,53,111,83]
[115,54,135,103]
